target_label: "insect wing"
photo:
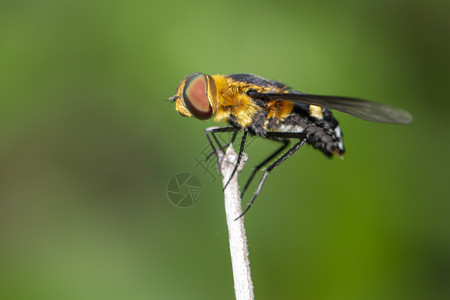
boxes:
[249,91,412,124]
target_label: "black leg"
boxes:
[223,128,248,191]
[205,130,239,162]
[205,126,240,155]
[229,130,239,144]
[241,140,290,198]
[205,126,241,176]
[235,136,308,220]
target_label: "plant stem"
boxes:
[218,146,254,300]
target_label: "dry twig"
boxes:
[217,146,254,300]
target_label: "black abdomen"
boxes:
[248,104,345,157]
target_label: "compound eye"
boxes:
[182,73,213,120]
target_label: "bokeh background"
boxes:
[1,0,449,299]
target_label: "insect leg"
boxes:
[223,127,248,191]
[205,126,242,176]
[235,135,308,220]
[241,139,290,198]
[205,130,239,162]
[229,130,239,144]
[205,126,240,154]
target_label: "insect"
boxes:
[169,73,412,219]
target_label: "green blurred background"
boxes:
[0,0,449,299]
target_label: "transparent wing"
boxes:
[249,91,412,124]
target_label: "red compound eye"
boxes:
[182,73,213,120]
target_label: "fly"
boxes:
[169,73,412,219]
